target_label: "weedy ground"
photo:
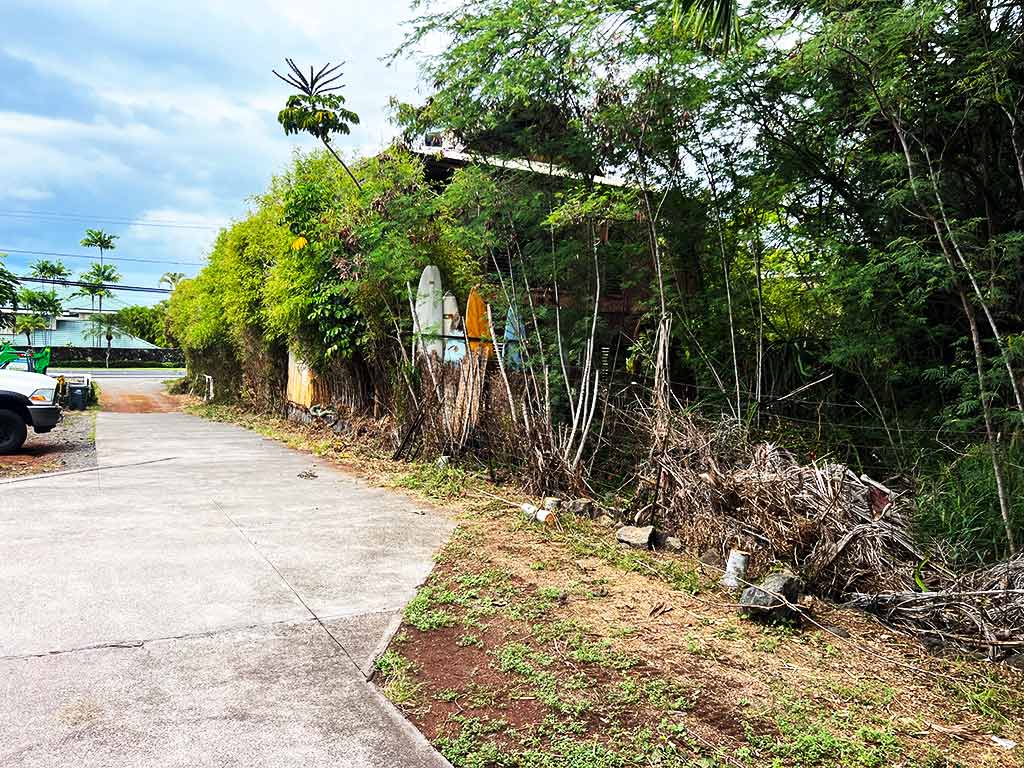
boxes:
[188,403,1024,768]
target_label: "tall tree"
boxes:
[159,271,186,290]
[30,259,71,282]
[114,304,167,346]
[86,312,126,368]
[273,59,362,190]
[79,263,122,312]
[29,259,70,330]
[14,314,48,350]
[16,288,61,346]
[0,254,16,329]
[80,229,119,267]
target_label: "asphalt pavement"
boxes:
[49,368,186,378]
[0,384,453,767]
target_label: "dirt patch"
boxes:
[399,617,549,742]
[102,392,182,413]
[0,410,96,478]
[99,380,185,414]
[378,513,1024,767]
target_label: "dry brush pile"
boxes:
[631,407,1023,655]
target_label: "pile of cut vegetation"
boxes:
[636,411,1023,655]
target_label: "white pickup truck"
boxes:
[0,369,62,453]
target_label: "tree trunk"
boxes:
[322,140,362,191]
[960,288,1017,556]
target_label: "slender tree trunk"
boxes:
[322,140,362,191]
[692,136,741,420]
[753,233,765,421]
[959,288,1017,555]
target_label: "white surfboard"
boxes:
[415,265,444,360]
[442,292,467,363]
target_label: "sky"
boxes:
[0,0,434,309]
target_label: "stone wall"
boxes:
[47,347,185,366]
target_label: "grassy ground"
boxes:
[187,403,1024,768]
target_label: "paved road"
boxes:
[0,384,453,767]
[49,368,186,378]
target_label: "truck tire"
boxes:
[0,409,28,454]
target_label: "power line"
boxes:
[0,247,204,267]
[15,276,170,295]
[0,209,223,231]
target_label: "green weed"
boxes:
[395,461,472,501]
[746,696,904,768]
[375,650,420,705]
[405,585,457,631]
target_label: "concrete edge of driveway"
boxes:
[0,456,178,485]
[365,610,406,679]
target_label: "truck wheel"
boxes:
[0,409,28,454]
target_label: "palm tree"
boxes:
[29,260,69,341]
[671,0,741,51]
[0,254,16,330]
[14,314,48,351]
[79,263,122,312]
[80,229,119,267]
[30,258,71,282]
[16,288,61,346]
[86,313,126,368]
[159,271,186,290]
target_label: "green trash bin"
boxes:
[67,384,90,411]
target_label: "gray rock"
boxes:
[616,525,654,549]
[739,570,802,623]
[542,497,562,512]
[652,531,683,552]
[699,548,724,568]
[565,498,595,517]
[595,514,617,528]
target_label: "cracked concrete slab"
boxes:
[1,619,442,768]
[0,388,453,767]
[322,610,403,678]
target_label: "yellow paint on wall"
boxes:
[286,351,316,407]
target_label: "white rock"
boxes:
[616,525,654,548]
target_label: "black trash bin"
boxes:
[67,384,90,411]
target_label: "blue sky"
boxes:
[1,0,432,308]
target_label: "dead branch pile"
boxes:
[635,409,1024,654]
[638,410,932,595]
[846,557,1024,654]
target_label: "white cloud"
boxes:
[0,186,53,202]
[0,133,134,193]
[121,208,230,263]
[0,0,434,270]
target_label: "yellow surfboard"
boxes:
[464,287,493,358]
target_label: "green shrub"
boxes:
[915,443,1023,565]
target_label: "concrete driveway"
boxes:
[0,391,453,767]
